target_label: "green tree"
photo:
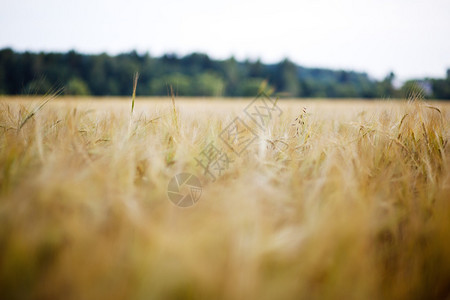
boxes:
[150,73,192,96]
[431,69,450,99]
[194,72,224,96]
[376,72,397,98]
[221,57,242,96]
[23,77,52,95]
[275,59,300,97]
[65,78,91,95]
[400,80,425,99]
[239,78,274,97]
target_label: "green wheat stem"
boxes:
[131,72,139,115]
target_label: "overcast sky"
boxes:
[1,0,450,80]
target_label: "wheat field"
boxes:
[0,96,449,300]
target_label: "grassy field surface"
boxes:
[0,96,449,299]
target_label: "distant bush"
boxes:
[240,78,274,97]
[65,78,91,95]
[193,72,225,97]
[150,73,192,96]
[23,78,52,95]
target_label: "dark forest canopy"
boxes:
[0,48,449,99]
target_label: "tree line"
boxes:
[0,48,449,99]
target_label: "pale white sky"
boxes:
[1,0,450,80]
